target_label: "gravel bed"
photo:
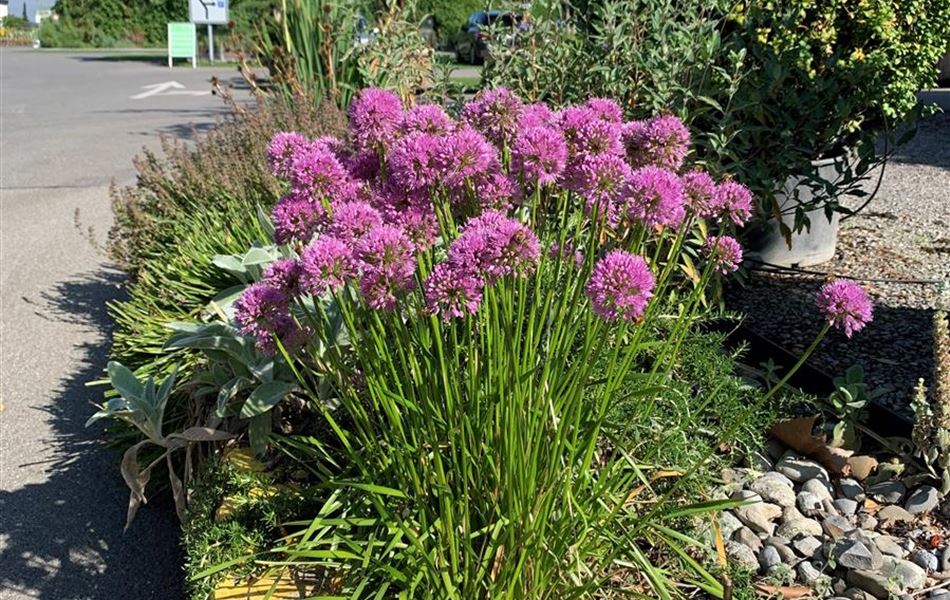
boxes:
[728,112,950,419]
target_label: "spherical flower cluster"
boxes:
[586,250,655,322]
[518,103,556,129]
[424,262,483,319]
[267,132,309,178]
[349,88,403,152]
[388,133,444,192]
[272,192,324,244]
[463,87,524,147]
[437,126,497,188]
[623,114,691,171]
[234,282,308,355]
[681,170,718,219]
[584,97,624,123]
[448,212,540,282]
[713,181,754,226]
[325,201,383,244]
[401,104,453,136]
[355,225,417,310]
[704,235,743,275]
[817,280,874,338]
[625,166,686,229]
[576,154,631,225]
[300,236,354,296]
[289,143,356,201]
[263,258,304,295]
[511,126,568,186]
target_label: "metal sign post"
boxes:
[167,22,197,68]
[189,0,229,63]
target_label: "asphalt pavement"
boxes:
[1,49,249,600]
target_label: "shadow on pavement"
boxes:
[73,53,167,66]
[0,268,184,600]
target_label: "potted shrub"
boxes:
[713,0,950,266]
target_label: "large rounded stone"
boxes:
[839,478,866,501]
[834,498,859,516]
[876,505,914,527]
[880,556,927,590]
[802,477,834,501]
[868,480,907,505]
[873,535,907,558]
[733,526,763,553]
[793,535,823,558]
[750,474,797,507]
[797,490,823,516]
[909,549,938,573]
[776,456,829,483]
[835,539,883,571]
[726,540,760,570]
[734,492,782,535]
[777,517,823,539]
[905,486,940,515]
[797,560,822,585]
[759,545,782,572]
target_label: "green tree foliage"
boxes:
[413,0,483,44]
[49,0,186,46]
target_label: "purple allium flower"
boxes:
[586,250,655,322]
[267,131,309,178]
[703,235,743,275]
[401,104,454,136]
[354,225,416,310]
[462,87,524,147]
[437,126,497,188]
[575,154,631,226]
[326,201,384,244]
[349,88,403,152]
[393,204,440,252]
[560,106,623,160]
[272,193,324,244]
[681,170,718,219]
[622,114,691,171]
[459,170,515,210]
[448,213,540,281]
[817,280,874,338]
[263,258,304,296]
[511,126,567,186]
[387,132,444,192]
[518,103,556,129]
[713,180,754,226]
[625,166,686,229]
[423,262,483,319]
[300,236,355,296]
[234,282,308,355]
[289,143,357,201]
[585,97,624,123]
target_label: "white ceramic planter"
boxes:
[748,154,846,267]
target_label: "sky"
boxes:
[7,0,56,22]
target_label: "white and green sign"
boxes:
[167,22,197,68]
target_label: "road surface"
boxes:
[1,49,249,600]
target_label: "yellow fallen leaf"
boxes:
[214,568,322,599]
[225,448,266,473]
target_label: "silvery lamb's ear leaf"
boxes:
[256,204,276,240]
[216,376,251,417]
[207,285,247,317]
[240,381,296,418]
[213,254,249,280]
[176,427,235,442]
[108,361,144,402]
[242,246,280,267]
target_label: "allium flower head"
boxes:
[437,126,497,188]
[713,180,754,226]
[300,236,355,296]
[449,213,539,281]
[388,132,444,192]
[326,201,384,244]
[703,235,743,275]
[585,98,624,123]
[625,166,686,229]
[518,103,556,129]
[272,192,324,244]
[355,225,416,310]
[817,280,873,338]
[267,132,309,178]
[234,282,307,355]
[681,170,718,219]
[401,104,454,136]
[345,150,382,181]
[587,250,655,322]
[462,87,524,147]
[511,126,567,186]
[424,262,483,320]
[623,114,691,171]
[575,154,631,226]
[289,143,356,201]
[393,204,440,252]
[560,106,623,159]
[263,258,304,296]
[349,88,403,152]
[457,170,515,211]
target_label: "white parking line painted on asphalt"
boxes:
[131,81,212,100]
